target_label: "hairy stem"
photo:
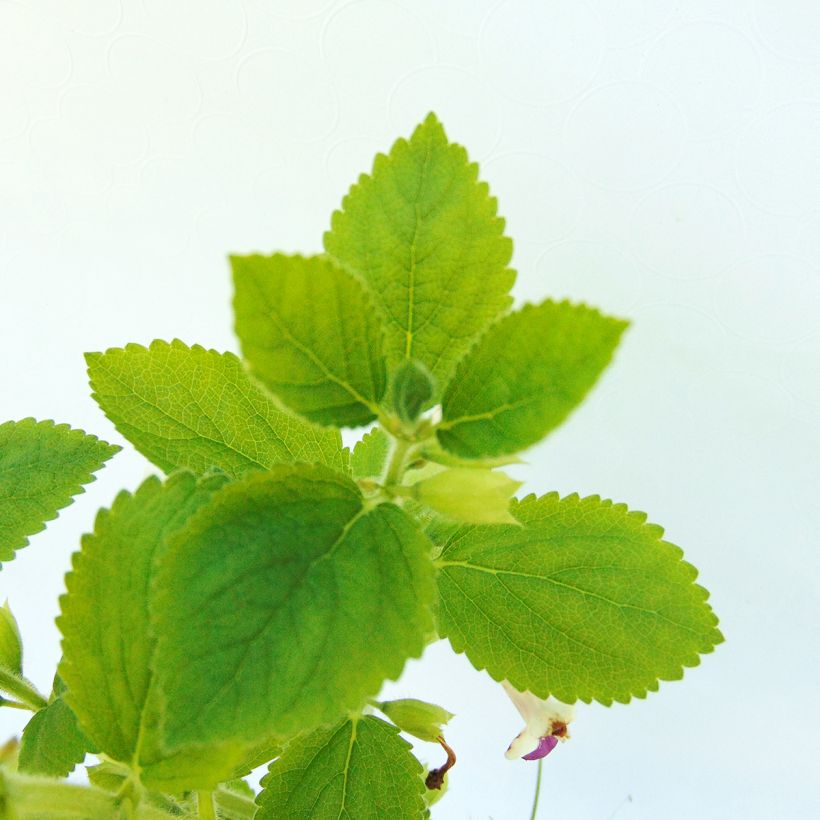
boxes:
[384,435,413,488]
[0,668,47,711]
[0,697,30,710]
[197,791,216,820]
[0,769,115,817]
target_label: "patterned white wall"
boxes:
[1,2,818,817]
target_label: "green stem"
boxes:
[215,788,257,819]
[0,667,47,711]
[529,758,543,820]
[197,791,216,820]
[384,435,413,488]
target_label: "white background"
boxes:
[1,1,819,817]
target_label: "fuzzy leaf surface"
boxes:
[0,419,118,563]
[86,340,347,478]
[58,471,252,790]
[435,493,723,704]
[232,253,386,427]
[256,716,426,820]
[438,301,628,458]
[152,466,435,751]
[324,113,514,395]
[18,693,90,777]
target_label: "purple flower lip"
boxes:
[522,735,559,761]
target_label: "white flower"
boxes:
[502,681,575,761]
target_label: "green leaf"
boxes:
[232,253,387,427]
[351,427,391,480]
[391,359,435,423]
[59,472,226,761]
[435,493,723,705]
[0,602,22,676]
[324,112,515,396]
[18,694,91,777]
[256,716,426,820]
[0,419,119,563]
[135,689,255,794]
[58,471,252,791]
[438,301,628,458]
[151,465,435,751]
[86,340,348,479]
[419,443,523,471]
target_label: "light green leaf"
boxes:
[136,690,255,794]
[232,253,387,427]
[324,113,515,395]
[58,471,252,791]
[18,694,90,777]
[0,602,22,675]
[152,465,435,751]
[438,301,628,458]
[256,716,426,820]
[351,427,390,480]
[0,419,119,563]
[86,340,348,478]
[435,493,723,705]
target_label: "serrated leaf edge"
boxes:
[0,418,120,561]
[437,491,724,707]
[85,339,351,473]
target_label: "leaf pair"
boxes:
[57,465,436,793]
[58,470,251,792]
[231,115,627,471]
[230,113,514,433]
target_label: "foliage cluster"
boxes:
[0,115,721,818]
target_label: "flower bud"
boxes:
[412,468,522,524]
[391,359,435,423]
[377,698,454,743]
